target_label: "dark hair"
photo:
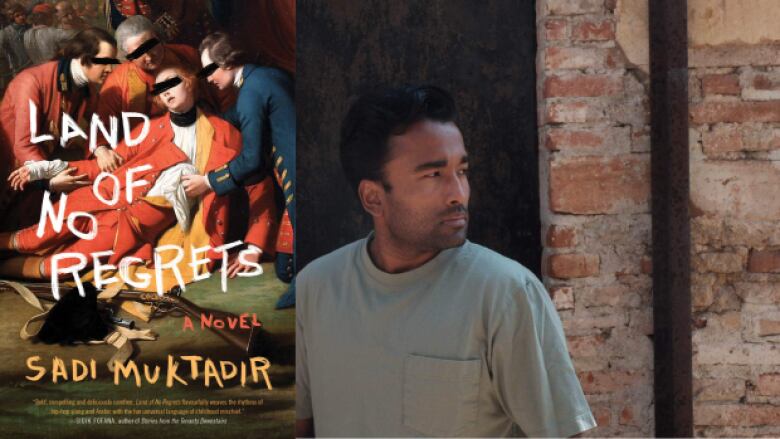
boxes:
[58,27,116,66]
[4,3,25,19]
[339,84,457,192]
[199,32,250,68]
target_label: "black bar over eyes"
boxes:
[197,62,218,78]
[90,57,120,65]
[151,76,182,95]
[125,37,159,60]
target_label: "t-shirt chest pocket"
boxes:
[402,354,481,437]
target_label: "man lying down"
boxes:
[0,66,261,299]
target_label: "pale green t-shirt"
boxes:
[296,237,595,437]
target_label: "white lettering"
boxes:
[89,114,119,152]
[29,101,54,144]
[122,113,150,147]
[59,113,88,148]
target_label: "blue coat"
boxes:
[207,64,295,199]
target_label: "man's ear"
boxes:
[358,180,384,218]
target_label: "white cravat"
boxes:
[145,121,198,231]
[70,58,88,87]
[233,66,244,88]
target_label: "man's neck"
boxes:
[368,230,439,274]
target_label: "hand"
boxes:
[7,166,31,191]
[94,146,124,172]
[182,174,211,198]
[48,167,90,193]
[227,246,262,278]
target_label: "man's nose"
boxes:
[446,172,469,206]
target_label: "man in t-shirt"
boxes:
[295,85,597,437]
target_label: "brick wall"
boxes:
[689,41,780,437]
[537,0,654,435]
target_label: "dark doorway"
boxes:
[297,0,541,274]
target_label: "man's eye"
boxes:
[424,171,441,178]
[458,168,469,176]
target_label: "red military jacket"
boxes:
[97,44,199,125]
[0,60,94,229]
[65,110,241,261]
[0,60,93,165]
[96,44,234,146]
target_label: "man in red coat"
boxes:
[0,67,243,285]
[0,27,119,232]
[95,15,230,173]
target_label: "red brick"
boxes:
[543,74,623,98]
[619,406,638,426]
[545,101,605,123]
[544,18,567,40]
[747,249,780,273]
[545,126,630,152]
[572,18,615,41]
[546,0,604,15]
[546,129,601,150]
[549,155,650,214]
[701,124,744,155]
[640,256,652,274]
[578,369,645,394]
[702,123,780,156]
[548,253,600,279]
[690,101,780,124]
[591,405,611,428]
[694,404,780,426]
[545,46,621,70]
[757,319,780,337]
[701,74,741,96]
[757,373,780,396]
[753,75,774,90]
[546,225,577,248]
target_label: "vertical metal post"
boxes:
[649,0,692,436]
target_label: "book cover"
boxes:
[0,1,295,437]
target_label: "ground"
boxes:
[0,263,294,438]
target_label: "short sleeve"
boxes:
[295,274,313,420]
[489,276,596,437]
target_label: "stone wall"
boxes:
[688,0,780,435]
[537,0,654,436]
[538,0,780,436]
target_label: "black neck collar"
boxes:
[170,106,197,127]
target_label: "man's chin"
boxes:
[432,228,468,250]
